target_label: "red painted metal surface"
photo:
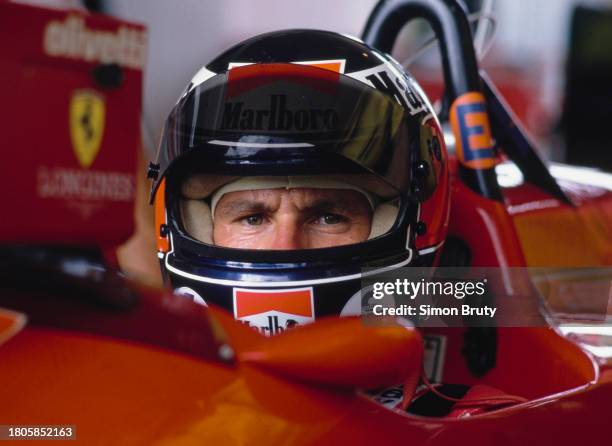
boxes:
[1,294,609,445]
[447,172,526,268]
[0,2,144,247]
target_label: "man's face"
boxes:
[213,188,372,249]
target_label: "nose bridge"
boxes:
[271,215,303,250]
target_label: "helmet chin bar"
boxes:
[164,239,414,289]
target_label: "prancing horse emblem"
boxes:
[69,90,105,168]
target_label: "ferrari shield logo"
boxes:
[69,90,105,168]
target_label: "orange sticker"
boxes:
[154,178,169,254]
[450,92,498,170]
[293,59,345,74]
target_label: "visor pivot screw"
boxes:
[416,221,427,236]
[414,161,430,179]
[147,162,160,179]
[159,224,169,238]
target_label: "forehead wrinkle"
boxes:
[215,189,282,216]
[216,188,371,217]
[287,188,370,210]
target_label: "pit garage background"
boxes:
[14,0,612,282]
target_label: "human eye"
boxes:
[314,213,347,225]
[241,214,265,226]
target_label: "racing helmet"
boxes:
[149,30,449,334]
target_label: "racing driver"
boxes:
[148,29,450,335]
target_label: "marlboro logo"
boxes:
[233,287,315,336]
[221,94,339,132]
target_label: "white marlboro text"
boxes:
[43,15,147,70]
[346,64,427,116]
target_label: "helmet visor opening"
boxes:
[176,173,404,250]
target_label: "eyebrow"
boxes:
[306,199,354,214]
[215,197,369,218]
[215,200,268,218]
